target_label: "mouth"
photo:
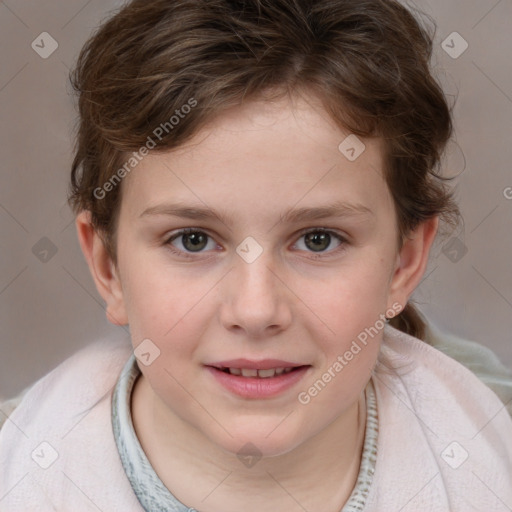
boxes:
[213,366,306,378]
[205,361,311,399]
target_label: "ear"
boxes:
[75,211,128,326]
[387,216,439,311]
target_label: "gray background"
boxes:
[1,0,511,399]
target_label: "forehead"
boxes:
[120,94,391,222]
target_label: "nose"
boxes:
[219,251,292,339]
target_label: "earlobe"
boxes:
[387,216,439,311]
[75,211,128,326]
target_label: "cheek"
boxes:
[293,265,388,424]
[119,247,206,338]
[300,256,393,333]
[293,254,393,392]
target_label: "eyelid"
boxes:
[294,226,348,242]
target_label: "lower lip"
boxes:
[206,366,310,399]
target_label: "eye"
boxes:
[165,228,218,256]
[293,228,347,257]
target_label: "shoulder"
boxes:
[379,323,512,417]
[1,335,132,429]
[0,335,138,509]
[423,321,512,417]
[0,334,132,433]
[377,324,512,458]
[367,325,512,509]
[0,391,28,431]
[378,324,512,418]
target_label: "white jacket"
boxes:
[1,325,511,511]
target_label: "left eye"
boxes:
[165,228,346,257]
[293,229,344,253]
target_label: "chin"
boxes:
[208,421,307,461]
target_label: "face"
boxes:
[107,93,407,457]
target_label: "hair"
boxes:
[68,0,460,341]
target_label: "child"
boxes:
[1,0,512,510]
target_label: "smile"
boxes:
[218,367,298,378]
[206,364,311,398]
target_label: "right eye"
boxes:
[165,228,219,258]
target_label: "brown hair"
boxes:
[68,0,460,340]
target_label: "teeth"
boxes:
[257,369,277,378]
[224,367,297,378]
[240,368,258,378]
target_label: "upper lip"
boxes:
[207,358,307,370]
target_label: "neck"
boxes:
[132,374,366,512]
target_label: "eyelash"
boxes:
[164,227,348,260]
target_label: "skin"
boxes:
[76,92,438,512]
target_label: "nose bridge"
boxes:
[236,251,276,298]
[221,247,291,335]
[234,247,280,307]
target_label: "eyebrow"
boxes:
[139,201,374,225]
